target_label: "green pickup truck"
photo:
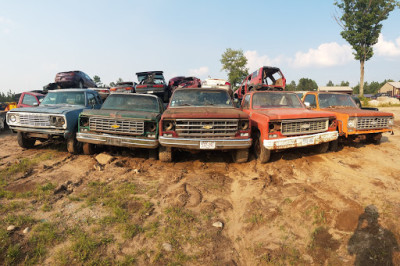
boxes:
[76,93,164,158]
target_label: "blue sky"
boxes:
[1,0,400,93]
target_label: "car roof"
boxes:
[249,90,295,95]
[136,71,163,75]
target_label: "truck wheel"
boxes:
[159,146,172,162]
[314,142,329,153]
[149,148,158,160]
[67,133,82,154]
[82,143,95,155]
[232,149,249,163]
[17,132,36,149]
[329,139,339,152]
[254,135,271,163]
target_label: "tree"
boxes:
[340,81,350,86]
[297,78,318,91]
[109,78,124,87]
[334,0,398,97]
[93,75,102,86]
[220,48,249,90]
[286,80,297,91]
[326,80,334,86]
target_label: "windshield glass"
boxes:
[318,93,357,108]
[102,94,159,112]
[41,91,86,106]
[252,92,303,109]
[170,89,232,107]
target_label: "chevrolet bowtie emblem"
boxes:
[111,124,120,129]
[203,125,213,129]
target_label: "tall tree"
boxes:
[286,80,297,91]
[93,75,101,86]
[340,81,350,86]
[326,80,334,86]
[297,78,318,91]
[220,48,249,90]
[334,0,398,97]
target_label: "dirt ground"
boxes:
[1,107,400,265]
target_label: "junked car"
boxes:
[158,88,252,163]
[168,76,201,93]
[202,78,232,96]
[110,82,136,94]
[242,91,338,163]
[6,89,102,153]
[77,93,164,158]
[135,71,170,102]
[303,92,394,144]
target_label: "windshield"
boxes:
[318,93,357,108]
[102,94,159,112]
[137,74,165,84]
[252,92,303,109]
[41,91,85,106]
[170,89,232,107]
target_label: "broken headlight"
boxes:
[347,117,357,128]
[49,115,66,128]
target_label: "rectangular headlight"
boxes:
[347,117,357,128]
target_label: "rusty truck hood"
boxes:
[163,107,249,119]
[320,107,393,117]
[254,108,335,120]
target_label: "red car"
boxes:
[55,70,97,88]
[235,66,286,100]
[168,76,201,93]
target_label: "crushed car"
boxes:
[135,71,170,102]
[168,76,201,93]
[241,91,338,163]
[6,89,102,153]
[77,93,164,158]
[110,81,136,94]
[303,92,394,144]
[202,78,232,96]
[158,87,252,163]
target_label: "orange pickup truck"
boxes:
[241,91,338,163]
[303,92,394,143]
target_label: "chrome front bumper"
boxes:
[263,131,338,150]
[77,132,158,149]
[9,126,69,138]
[159,136,252,150]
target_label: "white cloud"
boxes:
[244,50,285,71]
[374,34,400,57]
[291,42,353,68]
[188,66,209,77]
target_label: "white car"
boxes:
[201,78,232,95]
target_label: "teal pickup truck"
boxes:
[77,93,164,158]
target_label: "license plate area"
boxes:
[200,141,216,149]
[302,137,314,146]
[107,138,122,146]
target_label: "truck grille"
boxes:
[281,118,328,136]
[175,119,238,138]
[89,117,144,135]
[19,113,51,127]
[356,117,390,130]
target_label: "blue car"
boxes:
[6,89,102,153]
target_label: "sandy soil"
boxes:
[1,107,400,265]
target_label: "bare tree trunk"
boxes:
[359,60,365,97]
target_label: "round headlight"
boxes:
[164,121,174,131]
[239,120,249,130]
[10,115,16,122]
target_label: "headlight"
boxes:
[388,117,394,126]
[239,120,249,130]
[347,117,357,128]
[49,116,66,128]
[163,120,175,131]
[8,113,19,124]
[80,116,89,127]
[145,122,157,132]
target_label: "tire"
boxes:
[232,149,249,163]
[148,148,158,160]
[17,132,35,149]
[82,143,95,155]
[329,139,339,152]
[253,134,271,163]
[67,133,82,154]
[314,142,329,154]
[159,146,172,162]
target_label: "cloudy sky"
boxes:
[1,0,400,94]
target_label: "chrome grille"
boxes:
[89,117,144,135]
[19,113,51,127]
[281,118,328,136]
[175,119,238,138]
[356,117,390,130]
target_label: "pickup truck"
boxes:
[6,89,102,153]
[242,91,338,163]
[158,87,252,163]
[77,93,164,158]
[303,92,394,143]
[17,91,46,108]
[135,71,170,102]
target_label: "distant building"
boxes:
[379,82,400,96]
[318,86,353,94]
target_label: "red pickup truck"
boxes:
[158,87,252,163]
[17,91,45,108]
[241,91,338,163]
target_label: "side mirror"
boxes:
[304,102,311,108]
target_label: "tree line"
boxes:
[0,90,16,102]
